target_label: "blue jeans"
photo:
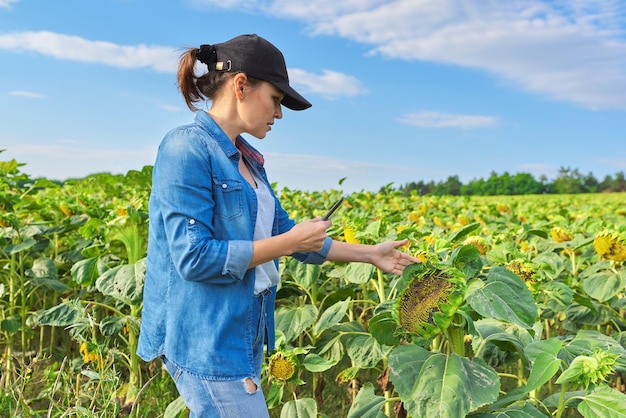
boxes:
[162,291,270,418]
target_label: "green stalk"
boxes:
[127,304,141,399]
[445,315,465,356]
[19,256,27,362]
[375,269,386,303]
[555,382,568,418]
[381,356,392,417]
[3,254,17,391]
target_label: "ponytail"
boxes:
[176,47,236,112]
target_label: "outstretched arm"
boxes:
[326,238,420,275]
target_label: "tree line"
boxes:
[394,167,626,196]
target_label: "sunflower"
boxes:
[506,259,538,284]
[395,262,465,339]
[550,227,572,243]
[463,236,489,255]
[267,350,299,382]
[556,348,619,388]
[593,231,626,262]
[343,226,361,244]
[79,342,100,364]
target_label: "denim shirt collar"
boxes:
[194,111,265,167]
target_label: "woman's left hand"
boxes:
[370,239,420,275]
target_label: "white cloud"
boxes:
[0,31,179,73]
[10,91,45,99]
[198,0,626,110]
[0,31,365,100]
[0,0,19,9]
[399,111,499,129]
[289,69,367,98]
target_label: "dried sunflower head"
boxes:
[395,262,466,339]
[593,231,626,262]
[267,349,299,382]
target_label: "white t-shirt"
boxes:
[252,172,280,294]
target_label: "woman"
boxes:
[137,34,418,417]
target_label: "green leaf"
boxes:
[539,281,573,316]
[466,267,537,328]
[448,222,481,243]
[313,298,351,335]
[280,398,317,418]
[523,229,549,239]
[1,318,20,334]
[347,383,387,418]
[524,338,563,391]
[345,262,376,284]
[582,270,625,303]
[36,301,81,327]
[388,344,500,418]
[71,256,107,286]
[275,304,318,344]
[292,262,322,288]
[470,401,550,417]
[577,385,626,418]
[100,315,124,337]
[4,237,36,254]
[81,370,101,381]
[95,258,145,306]
[302,353,337,373]
[368,311,401,346]
[29,257,58,280]
[449,244,483,278]
[266,381,285,409]
[163,396,187,418]
[346,334,390,369]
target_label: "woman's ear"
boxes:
[233,73,247,100]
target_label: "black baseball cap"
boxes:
[197,34,311,111]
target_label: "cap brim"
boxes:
[274,82,312,111]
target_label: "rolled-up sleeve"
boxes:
[153,129,253,284]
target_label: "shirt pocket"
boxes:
[212,177,244,221]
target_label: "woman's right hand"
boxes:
[286,218,331,253]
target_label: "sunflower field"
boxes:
[1,158,625,418]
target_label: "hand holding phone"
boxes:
[322,195,346,220]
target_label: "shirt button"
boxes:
[222,183,227,189]
[189,219,195,225]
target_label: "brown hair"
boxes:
[177,47,262,112]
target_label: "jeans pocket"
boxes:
[161,356,183,383]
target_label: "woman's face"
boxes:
[240,81,284,139]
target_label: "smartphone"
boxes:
[322,195,346,220]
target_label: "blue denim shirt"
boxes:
[137,111,332,379]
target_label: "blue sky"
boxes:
[1,0,625,193]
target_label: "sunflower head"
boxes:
[506,259,538,286]
[593,231,626,262]
[463,236,489,255]
[550,227,572,243]
[79,342,100,365]
[268,350,299,382]
[395,262,465,339]
[343,226,361,244]
[556,348,619,388]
